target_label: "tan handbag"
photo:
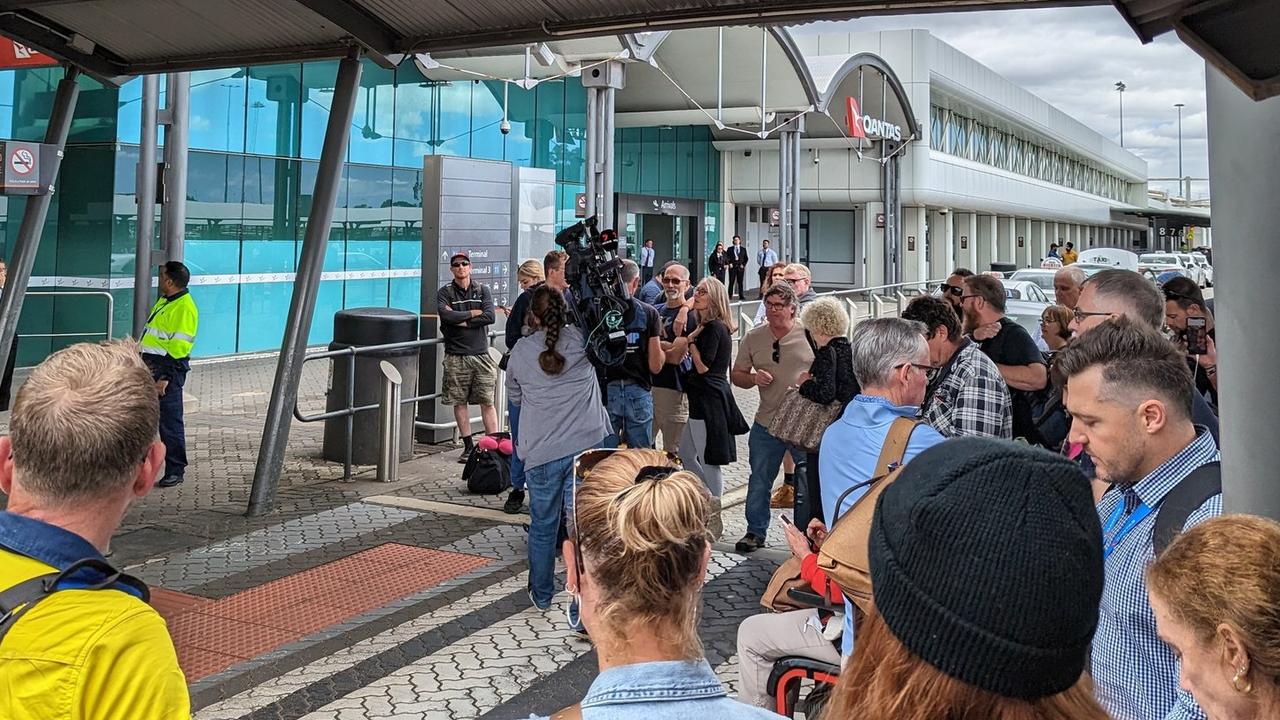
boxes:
[767,387,842,453]
[759,556,821,613]
[816,417,919,615]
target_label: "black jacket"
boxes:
[798,335,858,407]
[437,280,494,355]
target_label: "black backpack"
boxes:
[463,432,512,495]
[1154,461,1221,554]
[0,558,149,645]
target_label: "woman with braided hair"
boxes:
[506,286,612,612]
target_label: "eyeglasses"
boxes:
[451,260,470,268]
[895,362,937,373]
[938,283,963,296]
[772,339,781,363]
[764,300,789,311]
[1039,317,1058,325]
[693,286,709,296]
[570,448,683,580]
[959,294,982,301]
[1071,307,1113,323]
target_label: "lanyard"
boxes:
[1102,496,1153,559]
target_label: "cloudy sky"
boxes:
[793,6,1207,197]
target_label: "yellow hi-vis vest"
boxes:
[139,291,198,360]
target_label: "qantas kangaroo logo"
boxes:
[844,96,904,142]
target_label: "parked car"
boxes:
[1141,253,1203,286]
[1000,279,1050,303]
[1182,252,1214,286]
[1007,269,1058,301]
[1004,298,1053,350]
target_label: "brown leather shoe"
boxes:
[770,483,795,509]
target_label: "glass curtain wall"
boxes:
[0,61,719,361]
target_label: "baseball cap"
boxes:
[449,251,470,263]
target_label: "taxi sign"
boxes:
[1041,257,1064,269]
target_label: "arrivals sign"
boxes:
[845,97,903,142]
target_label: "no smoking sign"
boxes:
[10,148,34,175]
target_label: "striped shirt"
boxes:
[1091,428,1219,720]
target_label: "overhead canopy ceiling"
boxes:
[0,0,1273,100]
[0,0,1100,80]
[1109,0,1279,100]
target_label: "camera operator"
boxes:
[600,260,664,449]
[1162,276,1218,410]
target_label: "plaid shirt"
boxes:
[922,340,1012,439]
[1091,429,1220,720]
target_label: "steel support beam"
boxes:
[582,62,623,232]
[247,53,362,516]
[291,0,401,68]
[776,113,804,262]
[133,74,159,337]
[160,72,190,262]
[0,68,80,377]
[601,86,616,232]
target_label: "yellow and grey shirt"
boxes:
[140,290,198,360]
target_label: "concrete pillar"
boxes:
[863,201,886,287]
[995,216,1016,264]
[976,214,996,272]
[1031,220,1047,264]
[954,212,978,272]
[1015,217,1031,268]
[928,209,954,281]
[901,206,927,285]
[1207,66,1280,519]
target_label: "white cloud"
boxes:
[792,7,1208,192]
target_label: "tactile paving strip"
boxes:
[162,543,490,682]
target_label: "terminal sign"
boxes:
[845,97,903,142]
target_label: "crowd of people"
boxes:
[5,235,1277,720]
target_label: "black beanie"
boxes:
[868,436,1104,700]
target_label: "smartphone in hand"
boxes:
[1186,316,1208,356]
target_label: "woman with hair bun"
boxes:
[506,286,611,612]
[531,449,783,720]
[1148,515,1280,720]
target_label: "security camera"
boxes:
[500,119,511,135]
[744,149,752,157]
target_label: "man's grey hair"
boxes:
[620,258,640,284]
[1055,266,1086,287]
[849,318,929,389]
[1083,269,1164,330]
[664,263,690,281]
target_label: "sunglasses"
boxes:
[772,339,781,364]
[451,260,470,268]
[662,277,683,284]
[1072,308,1113,323]
[570,448,683,580]
[939,283,964,296]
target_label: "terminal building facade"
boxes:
[0,27,1164,363]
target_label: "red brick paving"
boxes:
[156,543,490,682]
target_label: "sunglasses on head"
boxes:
[570,449,683,579]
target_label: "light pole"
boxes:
[1115,81,1126,147]
[1174,102,1185,182]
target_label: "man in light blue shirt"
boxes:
[815,318,945,657]
[1057,317,1216,720]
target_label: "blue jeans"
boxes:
[604,381,654,449]
[508,400,525,491]
[746,422,804,538]
[525,453,576,607]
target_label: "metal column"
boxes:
[776,113,804,262]
[0,68,81,376]
[882,146,901,285]
[582,62,623,233]
[1206,67,1280,521]
[160,72,190,262]
[248,53,362,516]
[133,74,159,337]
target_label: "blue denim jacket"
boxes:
[528,660,784,719]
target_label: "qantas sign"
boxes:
[844,97,903,142]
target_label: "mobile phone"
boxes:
[1185,316,1208,356]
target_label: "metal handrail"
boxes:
[292,328,506,480]
[731,277,945,334]
[17,290,114,343]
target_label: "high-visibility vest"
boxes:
[139,291,198,360]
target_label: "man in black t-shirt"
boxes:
[962,274,1047,441]
[602,259,664,448]
[653,264,696,453]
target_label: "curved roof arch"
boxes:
[812,51,922,139]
